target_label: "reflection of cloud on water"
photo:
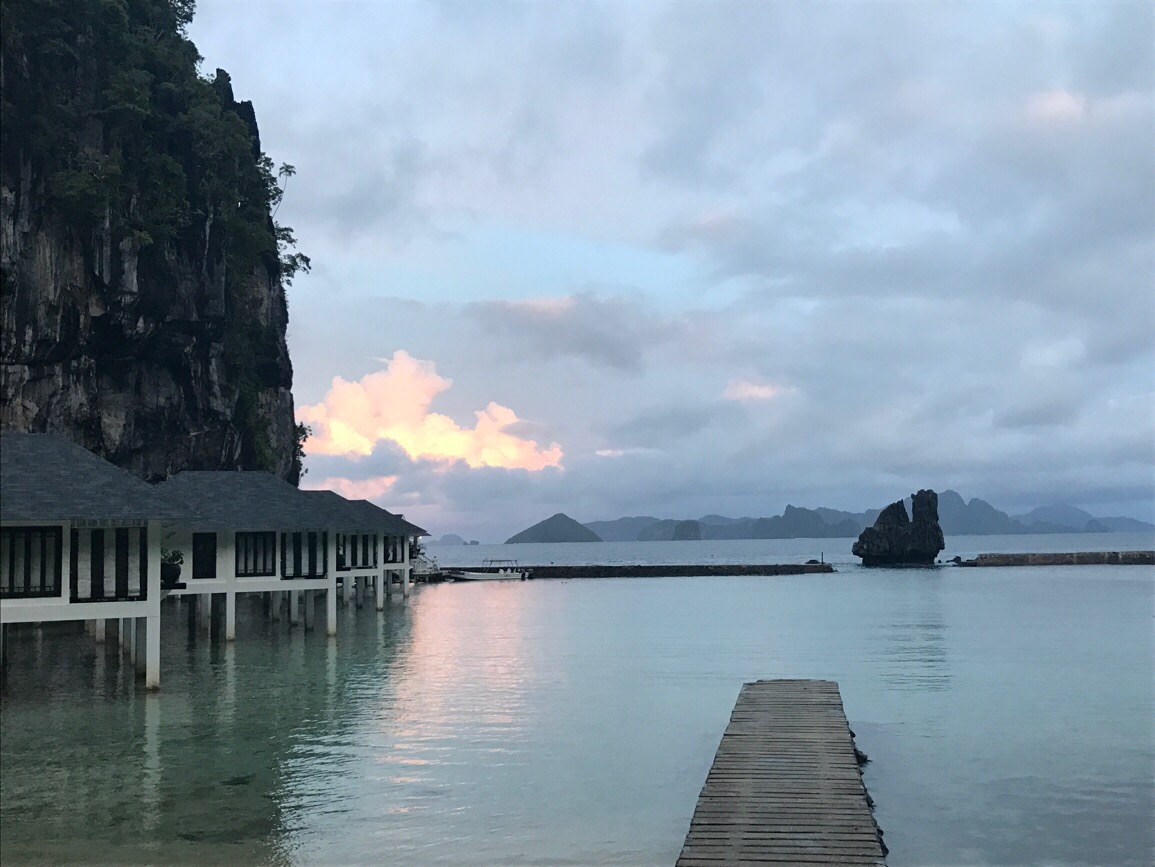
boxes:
[391,583,537,734]
[878,576,950,693]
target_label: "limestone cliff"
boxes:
[852,489,946,566]
[0,0,300,482]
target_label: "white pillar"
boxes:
[323,528,337,637]
[60,522,72,602]
[225,591,236,642]
[375,574,384,611]
[145,613,160,690]
[216,531,232,585]
[303,589,315,631]
[94,618,106,643]
[127,527,141,598]
[402,535,411,598]
[76,529,91,602]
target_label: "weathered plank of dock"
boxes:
[678,679,886,867]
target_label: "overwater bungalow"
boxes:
[304,491,428,607]
[0,433,194,688]
[156,471,346,639]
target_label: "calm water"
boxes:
[1,535,1152,866]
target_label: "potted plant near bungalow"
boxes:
[161,548,184,588]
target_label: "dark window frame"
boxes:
[0,526,63,599]
[235,531,277,577]
[279,531,327,579]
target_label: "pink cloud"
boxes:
[723,379,782,402]
[297,350,564,471]
[303,475,399,500]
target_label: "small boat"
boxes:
[411,552,442,581]
[447,559,532,581]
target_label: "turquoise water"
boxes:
[1,536,1152,865]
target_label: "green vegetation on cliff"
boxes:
[1,0,307,478]
[1,0,307,283]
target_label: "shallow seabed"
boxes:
[2,538,1153,866]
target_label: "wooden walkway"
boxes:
[678,679,886,866]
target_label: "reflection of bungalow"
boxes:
[305,491,427,607]
[156,472,344,639]
[0,434,192,688]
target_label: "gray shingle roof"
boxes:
[157,471,333,531]
[346,498,428,537]
[0,433,195,523]
[303,491,428,536]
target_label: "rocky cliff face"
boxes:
[852,489,946,566]
[0,136,296,482]
[0,3,298,482]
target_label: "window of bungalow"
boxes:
[235,532,277,577]
[0,526,63,598]
[280,531,326,578]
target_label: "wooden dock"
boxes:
[678,679,886,866]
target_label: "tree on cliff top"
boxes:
[1,0,308,284]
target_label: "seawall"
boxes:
[460,563,835,579]
[958,551,1154,567]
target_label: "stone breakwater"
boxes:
[476,563,836,579]
[958,551,1154,567]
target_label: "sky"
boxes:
[189,0,1155,541]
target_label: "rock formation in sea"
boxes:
[852,489,946,566]
[0,2,301,482]
[506,513,603,544]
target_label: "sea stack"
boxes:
[852,489,945,566]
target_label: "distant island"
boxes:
[574,491,1153,542]
[506,513,603,544]
[428,534,480,546]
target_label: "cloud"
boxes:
[467,292,689,372]
[304,475,399,500]
[297,350,563,471]
[1023,89,1087,124]
[187,0,1155,535]
[723,379,783,402]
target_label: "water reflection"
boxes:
[877,571,950,693]
[0,599,411,864]
[2,566,1151,866]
